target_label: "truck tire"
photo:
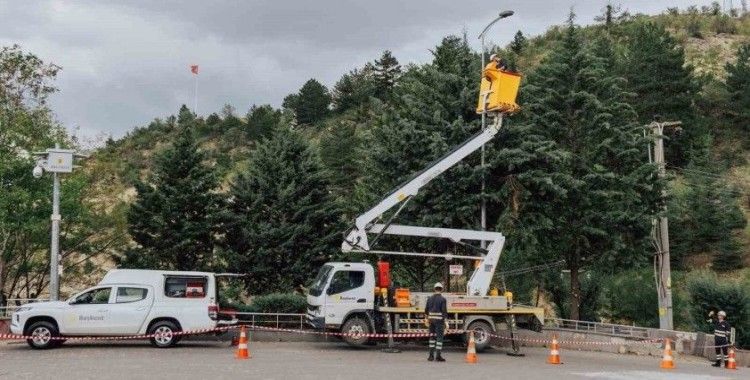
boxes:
[26,321,61,349]
[341,317,370,347]
[466,320,494,352]
[149,321,180,348]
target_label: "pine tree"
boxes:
[331,65,376,113]
[319,119,361,210]
[224,126,342,294]
[725,43,750,137]
[431,35,473,76]
[372,50,401,100]
[509,31,528,55]
[121,125,223,270]
[294,79,331,125]
[491,16,661,320]
[621,22,703,165]
[245,104,281,140]
[669,162,746,270]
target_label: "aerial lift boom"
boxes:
[342,114,507,296]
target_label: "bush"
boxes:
[236,293,307,314]
[602,269,658,327]
[712,15,738,34]
[687,272,750,348]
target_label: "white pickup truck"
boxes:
[10,269,238,349]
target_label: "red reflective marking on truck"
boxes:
[451,303,477,307]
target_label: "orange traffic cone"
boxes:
[235,326,251,359]
[547,335,562,364]
[465,331,478,364]
[660,339,674,369]
[726,348,737,370]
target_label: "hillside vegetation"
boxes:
[2,4,750,345]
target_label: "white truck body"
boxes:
[11,269,231,348]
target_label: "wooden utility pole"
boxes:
[648,120,681,331]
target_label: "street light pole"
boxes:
[477,10,514,247]
[50,171,61,301]
[32,146,87,301]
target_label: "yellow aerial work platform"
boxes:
[476,67,521,114]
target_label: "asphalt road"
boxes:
[0,340,746,380]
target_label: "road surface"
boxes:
[0,340,745,380]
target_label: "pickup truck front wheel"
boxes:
[149,321,180,348]
[26,321,61,350]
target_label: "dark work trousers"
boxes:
[715,337,728,361]
[428,319,445,352]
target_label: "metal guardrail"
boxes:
[232,312,306,330]
[548,318,652,338]
[1,299,50,318]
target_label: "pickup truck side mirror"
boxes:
[326,287,335,295]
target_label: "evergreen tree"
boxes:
[319,119,361,209]
[509,31,528,55]
[294,79,331,125]
[431,35,472,76]
[224,126,341,294]
[491,16,661,320]
[331,65,376,113]
[372,50,401,100]
[245,104,281,140]
[621,22,703,165]
[282,93,300,111]
[725,43,750,137]
[121,125,223,271]
[669,163,746,270]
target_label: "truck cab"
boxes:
[11,269,237,349]
[306,263,375,333]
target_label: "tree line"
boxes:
[2,9,749,338]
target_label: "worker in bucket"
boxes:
[425,282,449,362]
[707,310,731,367]
[486,53,508,71]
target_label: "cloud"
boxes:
[0,0,717,139]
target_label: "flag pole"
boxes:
[193,73,198,115]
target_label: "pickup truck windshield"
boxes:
[308,265,333,297]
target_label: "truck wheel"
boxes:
[466,320,494,352]
[26,321,60,349]
[149,321,180,348]
[341,317,370,347]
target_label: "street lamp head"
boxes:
[499,10,514,18]
[33,165,44,178]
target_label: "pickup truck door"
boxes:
[63,287,114,335]
[324,269,371,325]
[107,286,154,334]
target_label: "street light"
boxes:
[31,145,87,301]
[477,10,514,247]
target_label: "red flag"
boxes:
[190,64,199,75]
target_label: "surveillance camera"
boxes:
[33,166,44,178]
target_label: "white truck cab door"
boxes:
[63,286,114,335]
[107,286,154,334]
[324,269,372,326]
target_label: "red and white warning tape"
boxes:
[0,324,682,348]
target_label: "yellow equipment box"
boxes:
[476,68,521,114]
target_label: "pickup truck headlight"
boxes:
[14,306,32,313]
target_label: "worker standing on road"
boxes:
[425,282,449,362]
[707,310,731,367]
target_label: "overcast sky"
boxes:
[0,0,718,139]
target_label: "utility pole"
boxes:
[648,120,681,331]
[477,10,514,248]
[32,146,87,301]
